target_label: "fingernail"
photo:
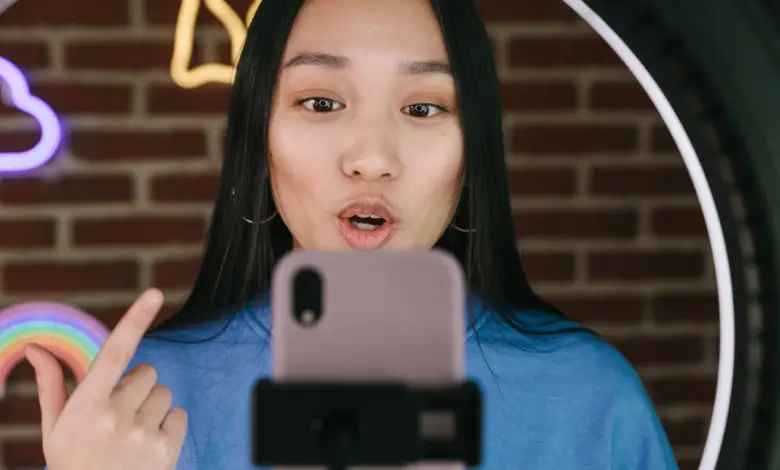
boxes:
[145,288,164,303]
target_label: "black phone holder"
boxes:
[252,379,482,469]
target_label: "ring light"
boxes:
[559,1,734,468]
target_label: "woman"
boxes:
[26,0,678,468]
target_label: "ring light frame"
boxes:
[563,0,780,468]
[558,2,734,468]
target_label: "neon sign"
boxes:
[171,0,262,88]
[0,302,109,400]
[0,56,62,172]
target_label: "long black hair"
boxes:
[151,0,585,337]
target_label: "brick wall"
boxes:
[0,0,718,469]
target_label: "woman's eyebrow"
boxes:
[283,52,348,69]
[282,52,452,75]
[400,59,451,75]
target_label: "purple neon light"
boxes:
[0,56,62,172]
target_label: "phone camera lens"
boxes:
[292,268,323,327]
[299,309,317,325]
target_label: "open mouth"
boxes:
[337,202,396,250]
[347,214,387,231]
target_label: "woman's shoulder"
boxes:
[473,308,648,399]
[471,309,676,468]
[125,306,270,384]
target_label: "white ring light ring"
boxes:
[0,0,19,16]
[559,1,735,469]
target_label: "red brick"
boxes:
[153,257,202,289]
[72,216,206,246]
[651,123,678,152]
[661,416,708,448]
[3,261,139,293]
[651,292,718,324]
[501,80,577,111]
[475,0,578,22]
[146,84,231,114]
[0,0,128,26]
[144,0,254,25]
[587,249,706,282]
[609,334,706,366]
[0,396,40,423]
[2,351,89,384]
[0,219,55,248]
[0,129,41,153]
[650,207,707,236]
[520,252,575,282]
[6,359,36,383]
[508,36,622,69]
[0,298,118,329]
[589,80,654,110]
[0,41,50,69]
[515,208,638,239]
[506,167,577,196]
[649,376,717,405]
[589,165,694,195]
[64,40,178,71]
[83,305,129,329]
[547,294,644,325]
[151,173,221,202]
[0,175,134,205]
[3,440,44,467]
[26,83,133,115]
[70,130,207,162]
[216,40,237,65]
[0,101,32,117]
[84,303,177,329]
[512,124,638,154]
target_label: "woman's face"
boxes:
[268,0,464,251]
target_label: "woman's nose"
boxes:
[342,153,400,181]
[340,122,402,182]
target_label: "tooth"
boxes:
[351,220,378,230]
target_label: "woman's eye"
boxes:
[403,103,447,118]
[299,98,344,113]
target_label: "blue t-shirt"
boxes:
[125,301,678,469]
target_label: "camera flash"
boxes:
[300,309,317,325]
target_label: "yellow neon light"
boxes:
[246,0,261,25]
[171,0,262,88]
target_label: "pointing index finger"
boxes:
[76,288,164,398]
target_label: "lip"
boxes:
[337,198,397,250]
[337,199,396,223]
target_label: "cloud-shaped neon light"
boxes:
[0,56,62,172]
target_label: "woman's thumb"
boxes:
[24,343,67,437]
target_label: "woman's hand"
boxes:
[26,288,188,470]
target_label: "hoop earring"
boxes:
[242,211,278,225]
[231,188,278,225]
[450,222,476,233]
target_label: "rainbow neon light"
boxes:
[0,56,62,172]
[0,303,109,399]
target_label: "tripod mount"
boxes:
[252,379,483,469]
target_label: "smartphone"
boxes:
[270,249,466,470]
